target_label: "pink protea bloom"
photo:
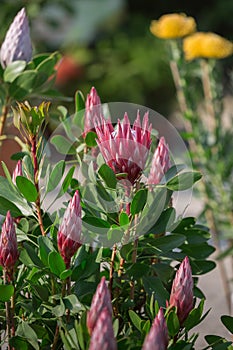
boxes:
[89,307,117,350]
[0,8,32,69]
[147,136,171,185]
[95,112,152,184]
[169,256,194,324]
[12,160,23,185]
[0,211,19,281]
[83,86,102,138]
[87,276,112,335]
[142,308,168,350]
[57,190,82,268]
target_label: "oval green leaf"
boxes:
[46,160,65,193]
[166,171,202,191]
[98,164,117,189]
[16,176,38,202]
[0,284,14,302]
[48,251,66,277]
[130,189,148,216]
[3,60,26,82]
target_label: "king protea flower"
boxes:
[87,276,112,335]
[57,190,82,268]
[0,211,19,281]
[84,86,101,138]
[89,308,117,350]
[142,308,168,350]
[169,256,194,324]
[95,112,152,184]
[0,8,32,69]
[147,136,171,185]
[12,160,23,185]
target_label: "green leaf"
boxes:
[0,284,14,302]
[52,299,66,317]
[50,135,76,155]
[85,131,97,147]
[1,161,15,188]
[160,164,186,183]
[129,310,142,332]
[142,276,169,307]
[48,251,66,277]
[126,263,149,280]
[221,315,233,334]
[130,188,148,215]
[16,176,38,202]
[9,70,37,99]
[184,299,204,331]
[57,166,75,197]
[75,89,85,113]
[98,164,117,189]
[17,321,39,350]
[82,216,111,228]
[46,160,65,193]
[190,260,216,275]
[166,171,202,191]
[4,60,26,82]
[9,336,28,350]
[119,211,129,226]
[20,243,44,268]
[149,234,186,253]
[0,196,22,217]
[167,310,180,337]
[38,236,55,266]
[0,176,33,216]
[60,269,72,280]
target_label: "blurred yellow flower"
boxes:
[183,32,233,60]
[150,13,196,39]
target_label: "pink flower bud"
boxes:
[0,211,19,280]
[0,8,32,69]
[142,308,168,350]
[95,111,152,184]
[88,307,117,350]
[147,136,171,185]
[87,276,112,334]
[12,160,23,185]
[169,256,194,324]
[84,86,101,138]
[57,191,82,267]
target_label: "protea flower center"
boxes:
[95,112,152,184]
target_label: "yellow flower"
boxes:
[183,32,233,60]
[150,13,196,39]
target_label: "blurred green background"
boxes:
[0,0,232,116]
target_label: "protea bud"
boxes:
[84,86,101,138]
[12,160,23,185]
[0,8,32,69]
[95,111,152,184]
[89,307,117,350]
[142,308,168,350]
[57,190,82,268]
[169,256,194,324]
[0,211,19,281]
[147,136,171,185]
[87,276,112,335]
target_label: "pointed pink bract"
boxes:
[169,256,194,324]
[142,308,168,350]
[0,211,19,280]
[95,111,152,184]
[12,160,23,185]
[57,190,82,267]
[147,136,171,186]
[88,307,117,350]
[87,276,112,334]
[84,86,101,138]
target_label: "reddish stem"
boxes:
[30,136,45,236]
